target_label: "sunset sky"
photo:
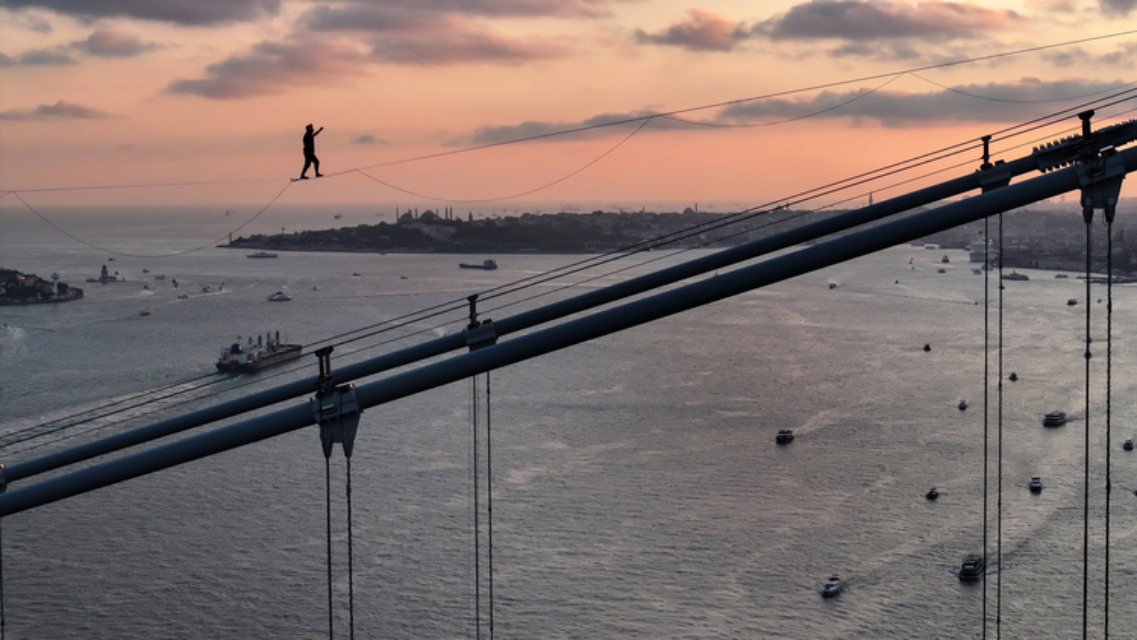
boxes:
[1,0,1136,211]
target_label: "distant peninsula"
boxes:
[0,268,83,305]
[223,207,834,254]
[221,204,1137,275]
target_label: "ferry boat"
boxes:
[958,554,985,581]
[775,429,794,444]
[1124,439,1133,451]
[1001,271,1029,281]
[1029,477,1043,493]
[216,332,302,373]
[267,291,292,302]
[459,259,498,270]
[1043,411,1067,427]
[925,487,939,500]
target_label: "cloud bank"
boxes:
[0,100,114,121]
[634,9,750,52]
[0,0,281,26]
[166,38,368,99]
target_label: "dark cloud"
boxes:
[829,40,922,60]
[352,134,387,145]
[74,28,160,57]
[1101,0,1137,15]
[1041,43,1137,68]
[634,9,751,52]
[0,0,281,26]
[0,99,114,121]
[166,38,368,100]
[300,2,577,65]
[716,79,1122,127]
[756,1,1024,41]
[369,25,568,65]
[467,110,699,145]
[6,46,76,65]
[302,0,613,29]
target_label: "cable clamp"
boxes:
[464,319,497,351]
[311,346,361,458]
[1076,146,1126,224]
[312,383,362,458]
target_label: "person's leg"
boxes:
[301,156,312,178]
[314,155,323,177]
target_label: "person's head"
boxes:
[306,124,314,131]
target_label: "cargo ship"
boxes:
[459,259,497,270]
[216,331,302,373]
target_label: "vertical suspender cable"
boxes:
[326,455,334,640]
[1,513,5,640]
[996,212,1004,639]
[472,375,481,640]
[1104,217,1114,638]
[982,218,990,640]
[346,456,355,640]
[1082,215,1092,640]
[486,370,495,640]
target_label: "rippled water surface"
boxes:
[2,206,1136,638]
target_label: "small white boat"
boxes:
[267,291,292,302]
[821,575,843,597]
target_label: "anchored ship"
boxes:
[216,331,302,373]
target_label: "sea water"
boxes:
[1,205,1136,639]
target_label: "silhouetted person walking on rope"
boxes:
[299,123,323,179]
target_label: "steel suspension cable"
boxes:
[1082,213,1093,640]
[346,455,355,640]
[472,374,481,640]
[996,212,1004,639]
[982,216,990,640]
[326,454,334,640]
[486,370,494,640]
[1105,215,1114,638]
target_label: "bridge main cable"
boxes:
[1,143,1132,517]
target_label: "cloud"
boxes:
[467,110,700,145]
[352,134,387,145]
[300,3,575,65]
[716,78,1123,127]
[7,12,53,32]
[1040,43,1137,68]
[369,22,568,65]
[302,0,614,29]
[74,28,160,58]
[0,0,281,26]
[1,46,76,65]
[1025,0,1077,12]
[1101,0,1137,14]
[166,38,368,100]
[634,9,751,52]
[756,1,1024,41]
[0,100,114,121]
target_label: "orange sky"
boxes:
[1,1,1136,212]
